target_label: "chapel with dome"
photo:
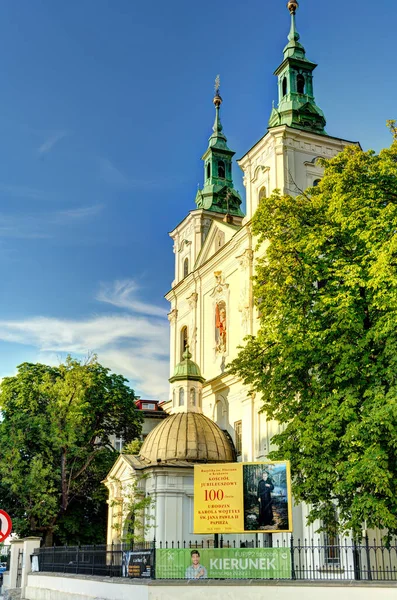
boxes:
[104,0,359,546]
[103,348,236,544]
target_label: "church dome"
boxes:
[169,348,205,383]
[139,412,236,464]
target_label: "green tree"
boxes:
[110,473,154,545]
[122,438,143,455]
[230,126,397,537]
[0,356,142,545]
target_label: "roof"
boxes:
[139,412,236,464]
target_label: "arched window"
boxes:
[218,160,226,179]
[258,186,266,203]
[297,74,305,94]
[313,178,321,187]
[179,387,184,406]
[282,77,287,97]
[180,326,188,360]
[183,257,189,278]
[207,163,211,180]
[216,396,227,428]
[190,388,196,406]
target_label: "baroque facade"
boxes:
[105,1,359,546]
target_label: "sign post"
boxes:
[0,509,12,543]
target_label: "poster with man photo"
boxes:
[242,461,292,532]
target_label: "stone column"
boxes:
[21,537,41,599]
[241,393,255,462]
[7,539,24,590]
[187,292,198,359]
[236,249,254,339]
[168,308,178,380]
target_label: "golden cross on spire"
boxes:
[215,74,221,94]
[213,74,222,107]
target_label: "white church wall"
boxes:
[239,125,357,224]
[144,467,211,545]
[164,124,360,549]
[25,573,397,600]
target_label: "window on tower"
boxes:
[183,257,189,278]
[180,326,188,360]
[258,186,267,203]
[313,178,321,187]
[282,77,287,97]
[179,388,184,406]
[218,160,226,179]
[207,163,211,180]
[297,74,305,94]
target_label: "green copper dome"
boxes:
[169,348,205,384]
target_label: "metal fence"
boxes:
[36,542,154,578]
[34,536,397,581]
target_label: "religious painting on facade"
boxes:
[215,300,227,353]
[243,462,292,532]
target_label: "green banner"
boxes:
[156,547,291,579]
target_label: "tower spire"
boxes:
[268,0,326,134]
[195,78,244,217]
[287,0,300,42]
[208,75,228,149]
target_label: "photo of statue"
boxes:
[215,301,227,353]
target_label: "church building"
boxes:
[104,0,358,546]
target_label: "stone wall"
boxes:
[3,588,21,600]
[25,573,397,600]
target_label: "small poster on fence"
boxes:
[122,549,154,578]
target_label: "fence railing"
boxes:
[34,536,397,581]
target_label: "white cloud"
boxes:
[99,158,131,187]
[57,204,104,220]
[0,315,168,352]
[97,279,167,317]
[0,204,103,239]
[0,183,46,200]
[37,131,68,156]
[99,158,185,191]
[96,349,169,400]
[0,280,170,399]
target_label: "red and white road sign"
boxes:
[0,510,12,542]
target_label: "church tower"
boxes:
[195,80,244,218]
[166,0,357,471]
[238,0,357,222]
[268,0,326,134]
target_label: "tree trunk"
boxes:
[43,529,53,547]
[61,448,68,512]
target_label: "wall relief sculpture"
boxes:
[215,300,227,354]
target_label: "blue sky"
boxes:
[0,0,394,400]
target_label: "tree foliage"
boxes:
[122,438,143,455]
[110,473,154,545]
[229,127,397,537]
[0,356,142,545]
